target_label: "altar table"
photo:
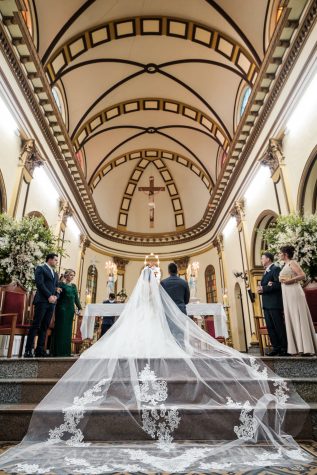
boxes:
[81,303,228,339]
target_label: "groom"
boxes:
[24,253,59,358]
[257,252,287,356]
[161,263,190,315]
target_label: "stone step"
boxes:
[0,377,316,404]
[0,403,315,442]
[0,356,316,379]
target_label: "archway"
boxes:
[297,145,317,214]
[251,210,278,269]
[26,211,49,228]
[234,282,247,352]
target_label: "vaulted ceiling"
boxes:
[1,0,309,249]
[33,0,269,237]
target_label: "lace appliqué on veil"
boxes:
[250,357,268,379]
[273,379,290,405]
[15,464,52,474]
[134,363,181,450]
[47,379,109,447]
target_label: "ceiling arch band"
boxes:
[45,16,259,85]
[90,148,213,194]
[74,97,230,152]
[116,157,185,231]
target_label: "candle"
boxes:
[223,293,229,306]
[85,293,92,304]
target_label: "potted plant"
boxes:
[261,213,317,321]
[0,214,65,290]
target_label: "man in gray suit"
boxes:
[160,263,190,314]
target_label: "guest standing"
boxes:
[279,245,317,355]
[52,269,82,357]
[100,292,116,337]
[24,253,59,358]
[257,252,288,356]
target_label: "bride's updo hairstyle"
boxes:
[280,245,295,259]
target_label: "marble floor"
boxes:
[0,441,316,474]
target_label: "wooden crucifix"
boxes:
[138,175,165,228]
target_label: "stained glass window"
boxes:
[240,86,251,117]
[205,265,218,303]
[87,265,98,303]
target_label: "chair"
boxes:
[204,316,226,344]
[0,282,29,357]
[72,314,83,354]
[254,315,270,356]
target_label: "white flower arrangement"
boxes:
[0,214,66,290]
[261,213,317,280]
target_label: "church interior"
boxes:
[0,0,317,473]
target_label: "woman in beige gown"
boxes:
[279,245,317,355]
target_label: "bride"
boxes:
[0,267,313,474]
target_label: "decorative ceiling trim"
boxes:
[74,97,230,152]
[45,15,259,85]
[117,157,185,231]
[90,149,213,194]
[0,0,313,246]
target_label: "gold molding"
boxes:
[74,97,230,153]
[46,15,259,84]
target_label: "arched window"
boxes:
[26,211,48,228]
[52,86,66,123]
[205,265,218,303]
[87,265,98,303]
[240,86,251,117]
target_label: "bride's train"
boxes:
[0,268,313,473]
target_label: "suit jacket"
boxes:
[33,264,59,305]
[260,264,283,310]
[160,275,190,314]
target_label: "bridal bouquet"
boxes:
[0,214,65,290]
[261,213,317,280]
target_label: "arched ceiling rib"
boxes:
[90,149,213,193]
[45,16,259,84]
[26,0,276,244]
[74,97,230,152]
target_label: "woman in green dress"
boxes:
[52,269,82,357]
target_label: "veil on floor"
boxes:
[0,267,313,473]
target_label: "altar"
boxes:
[81,303,228,339]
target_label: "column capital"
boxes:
[212,234,224,254]
[80,234,91,254]
[58,199,73,224]
[230,199,245,226]
[174,256,190,274]
[19,139,44,177]
[113,256,129,272]
[259,137,284,176]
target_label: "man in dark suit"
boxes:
[257,252,287,356]
[161,263,190,314]
[100,292,116,337]
[24,253,59,358]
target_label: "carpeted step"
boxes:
[0,402,315,442]
[0,356,316,379]
[0,377,316,404]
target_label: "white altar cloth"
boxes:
[81,303,228,339]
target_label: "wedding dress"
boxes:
[0,267,313,474]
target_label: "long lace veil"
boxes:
[0,267,312,473]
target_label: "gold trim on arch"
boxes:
[46,16,259,83]
[117,156,185,231]
[90,149,214,193]
[73,97,230,152]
